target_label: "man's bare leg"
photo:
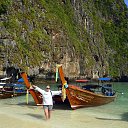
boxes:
[44,108,49,120]
[48,110,51,119]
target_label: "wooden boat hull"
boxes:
[21,72,42,104]
[0,92,26,99]
[66,85,116,109]
[0,93,13,99]
[56,65,116,109]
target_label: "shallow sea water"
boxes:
[0,82,128,128]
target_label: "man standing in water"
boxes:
[32,85,61,120]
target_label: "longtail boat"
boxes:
[20,66,116,109]
[20,72,42,104]
[0,79,27,99]
[56,65,116,109]
[0,91,26,99]
[0,92,13,99]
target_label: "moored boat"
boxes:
[66,85,115,109]
[0,93,13,99]
[56,65,116,109]
[20,66,116,109]
[21,73,42,104]
[0,77,27,99]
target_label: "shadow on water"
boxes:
[121,112,128,122]
[53,103,72,110]
[95,117,121,121]
[17,101,72,110]
[5,101,72,110]
[17,101,36,106]
[24,113,44,119]
[96,112,128,122]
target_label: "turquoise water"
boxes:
[0,82,128,127]
[41,82,128,121]
[77,82,128,121]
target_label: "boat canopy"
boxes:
[98,77,111,81]
[18,78,29,82]
[13,84,25,87]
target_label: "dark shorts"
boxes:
[43,105,53,110]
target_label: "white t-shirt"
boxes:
[35,86,61,105]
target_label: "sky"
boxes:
[124,0,128,7]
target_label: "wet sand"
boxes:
[0,95,128,128]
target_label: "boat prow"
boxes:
[66,84,116,109]
[56,65,116,109]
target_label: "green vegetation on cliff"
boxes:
[94,0,128,77]
[0,0,128,77]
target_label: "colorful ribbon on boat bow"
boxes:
[55,64,63,82]
[55,66,59,82]
[61,82,68,102]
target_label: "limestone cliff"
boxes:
[0,0,128,79]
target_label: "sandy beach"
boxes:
[0,94,128,128]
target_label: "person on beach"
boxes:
[32,85,61,120]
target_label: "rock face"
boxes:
[0,0,128,79]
